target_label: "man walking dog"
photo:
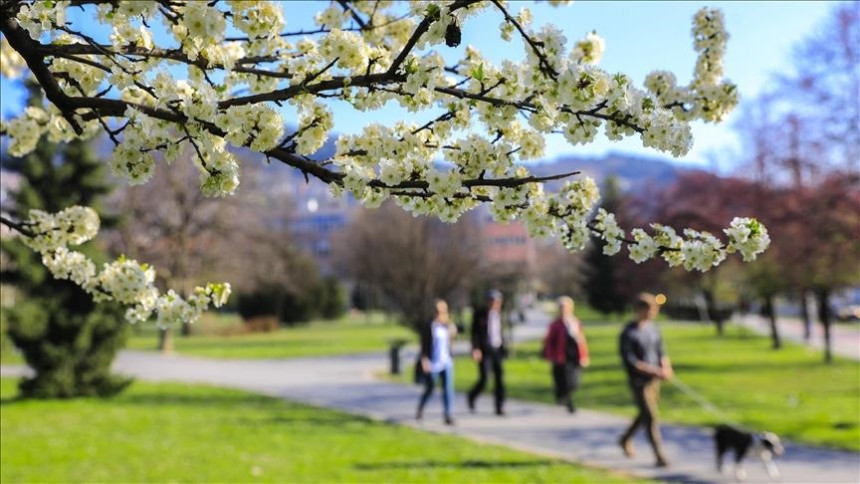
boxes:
[618,293,673,467]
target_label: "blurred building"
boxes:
[284,177,356,274]
[477,208,537,275]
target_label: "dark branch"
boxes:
[0,216,35,237]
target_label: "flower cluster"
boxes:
[217,105,284,152]
[625,220,769,272]
[725,217,771,261]
[592,208,625,255]
[22,206,100,253]
[571,31,605,64]
[553,178,601,251]
[15,0,69,40]
[0,37,26,79]
[19,207,231,327]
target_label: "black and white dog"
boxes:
[715,425,784,481]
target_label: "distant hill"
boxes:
[531,152,698,193]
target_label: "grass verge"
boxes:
[126,312,414,359]
[0,379,645,483]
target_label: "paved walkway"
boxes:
[733,314,860,360]
[2,310,858,483]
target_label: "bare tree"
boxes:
[333,202,481,331]
[535,241,585,301]
[732,4,860,361]
[108,158,230,347]
[108,157,314,342]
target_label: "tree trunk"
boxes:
[695,291,710,323]
[763,295,781,349]
[703,289,724,336]
[815,288,833,363]
[799,289,813,342]
[158,327,173,354]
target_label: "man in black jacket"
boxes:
[467,290,507,415]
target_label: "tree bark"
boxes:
[815,288,833,363]
[703,289,724,336]
[158,327,173,354]
[763,295,781,349]
[799,289,813,342]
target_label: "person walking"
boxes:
[618,292,673,467]
[416,299,457,425]
[467,290,507,416]
[543,296,590,413]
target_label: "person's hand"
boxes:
[581,358,590,368]
[661,366,674,381]
[654,368,671,380]
[472,349,482,362]
[421,357,431,374]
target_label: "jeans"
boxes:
[418,366,454,416]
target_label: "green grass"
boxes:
[0,346,22,365]
[446,321,860,451]
[127,312,415,359]
[0,379,645,483]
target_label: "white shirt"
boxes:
[430,321,453,373]
[488,309,503,348]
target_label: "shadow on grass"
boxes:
[117,392,275,407]
[354,459,557,471]
[0,395,23,407]
[235,415,367,428]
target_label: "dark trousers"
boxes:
[621,379,666,460]
[468,347,505,412]
[417,368,453,416]
[551,362,580,409]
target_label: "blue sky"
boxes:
[0,1,838,169]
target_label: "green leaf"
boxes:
[425,4,441,18]
[471,63,485,82]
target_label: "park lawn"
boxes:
[0,348,22,365]
[127,312,415,359]
[0,379,645,484]
[447,321,859,452]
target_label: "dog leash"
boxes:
[669,377,747,430]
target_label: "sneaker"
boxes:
[655,457,670,468]
[567,401,576,414]
[618,437,635,458]
[416,408,423,421]
[467,395,475,413]
[444,415,455,426]
[495,409,506,416]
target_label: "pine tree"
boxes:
[583,176,626,315]
[1,83,129,398]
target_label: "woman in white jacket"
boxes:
[416,299,457,425]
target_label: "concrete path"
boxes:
[733,314,860,361]
[3,308,858,484]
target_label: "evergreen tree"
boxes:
[1,84,129,398]
[583,176,626,315]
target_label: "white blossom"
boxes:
[0,0,773,316]
[18,207,231,326]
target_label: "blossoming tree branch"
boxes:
[0,0,770,327]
